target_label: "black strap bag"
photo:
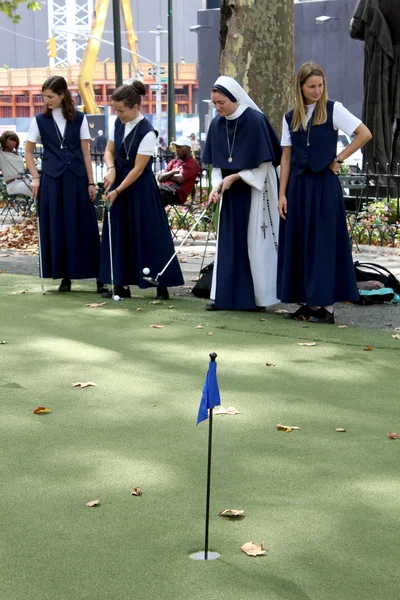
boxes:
[354,261,400,294]
[192,261,214,299]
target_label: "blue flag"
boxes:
[197,361,221,425]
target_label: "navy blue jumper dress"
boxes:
[277,100,359,306]
[99,117,184,288]
[36,111,100,280]
[202,107,281,310]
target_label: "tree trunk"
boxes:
[220,0,294,135]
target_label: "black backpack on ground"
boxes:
[353,261,400,294]
[192,261,213,299]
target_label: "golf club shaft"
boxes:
[36,199,45,294]
[107,208,114,289]
[158,204,211,279]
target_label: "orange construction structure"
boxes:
[0,62,197,118]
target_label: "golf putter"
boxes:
[35,190,45,295]
[143,201,214,286]
[102,202,115,299]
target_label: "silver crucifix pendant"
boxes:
[261,222,267,239]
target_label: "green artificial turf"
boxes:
[1,274,400,600]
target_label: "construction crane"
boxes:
[78,0,141,114]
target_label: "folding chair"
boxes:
[339,173,367,251]
[0,178,33,226]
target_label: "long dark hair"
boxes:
[42,76,76,121]
[0,130,20,153]
[112,80,146,108]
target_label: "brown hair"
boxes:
[291,62,328,132]
[42,75,76,121]
[112,80,147,108]
[0,130,20,152]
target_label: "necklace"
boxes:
[262,174,278,251]
[225,118,238,163]
[306,117,312,147]
[123,122,139,160]
[53,118,67,149]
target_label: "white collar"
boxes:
[126,113,143,126]
[226,105,247,120]
[305,103,316,112]
[52,108,63,115]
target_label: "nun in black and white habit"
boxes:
[202,77,281,311]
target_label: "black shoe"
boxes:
[96,280,109,294]
[114,286,131,298]
[156,286,169,300]
[205,301,219,311]
[58,278,71,292]
[284,305,312,320]
[308,308,335,324]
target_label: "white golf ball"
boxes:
[113,295,121,302]
[143,267,150,275]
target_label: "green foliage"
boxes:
[0,0,41,24]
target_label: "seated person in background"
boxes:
[158,136,200,205]
[189,132,201,153]
[0,131,33,197]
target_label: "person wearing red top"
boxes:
[158,136,200,205]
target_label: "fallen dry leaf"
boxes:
[130,487,142,496]
[72,382,97,388]
[386,432,400,439]
[395,327,400,331]
[391,334,400,340]
[85,302,108,308]
[178,258,187,263]
[266,362,276,367]
[10,290,28,295]
[33,406,51,414]
[275,309,288,314]
[136,307,144,311]
[0,270,3,273]
[219,509,244,517]
[214,406,241,416]
[191,276,199,282]
[149,300,162,305]
[297,342,316,347]
[276,423,301,432]
[335,428,347,432]
[364,345,373,351]
[195,325,204,329]
[86,499,100,507]
[0,340,7,344]
[0,217,39,254]
[0,253,9,257]
[257,317,266,321]
[301,324,309,328]
[150,324,165,329]
[241,541,266,557]
[168,305,175,309]
[337,325,347,329]
[207,332,213,336]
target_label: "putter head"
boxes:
[143,276,158,286]
[102,290,113,299]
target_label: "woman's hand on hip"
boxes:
[278,195,287,220]
[329,160,341,175]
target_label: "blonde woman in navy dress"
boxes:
[277,62,372,323]
[25,76,103,293]
[99,81,183,299]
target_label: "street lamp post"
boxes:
[167,0,175,144]
[112,0,123,86]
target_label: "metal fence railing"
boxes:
[339,165,400,247]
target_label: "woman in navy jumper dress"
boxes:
[99,81,183,299]
[277,63,372,324]
[25,76,102,293]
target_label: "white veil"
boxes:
[213,76,262,114]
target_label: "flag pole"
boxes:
[189,351,220,561]
[204,352,216,560]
